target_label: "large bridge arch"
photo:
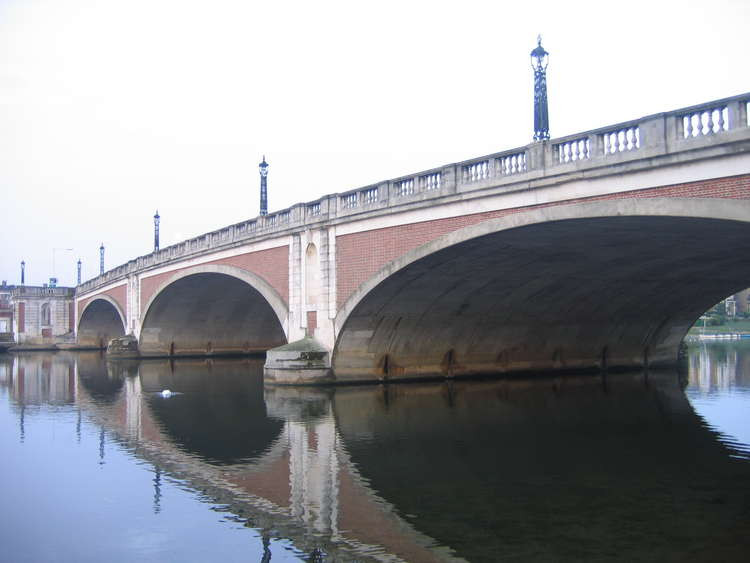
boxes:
[139,264,288,357]
[332,198,750,381]
[77,296,127,349]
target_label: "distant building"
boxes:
[0,281,14,343]
[11,284,75,347]
[725,289,750,317]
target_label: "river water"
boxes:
[1,342,749,562]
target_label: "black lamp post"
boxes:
[531,35,550,142]
[99,244,105,275]
[259,156,268,216]
[77,259,82,285]
[154,210,160,252]
[20,261,25,285]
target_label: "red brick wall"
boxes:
[336,174,750,308]
[18,302,25,333]
[77,284,127,326]
[139,245,289,314]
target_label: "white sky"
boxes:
[1,0,748,287]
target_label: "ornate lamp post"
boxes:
[77,259,82,285]
[531,35,550,142]
[20,261,25,285]
[99,243,105,275]
[154,210,160,252]
[259,156,269,216]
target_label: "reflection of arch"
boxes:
[139,264,288,357]
[76,351,125,403]
[333,198,750,380]
[334,373,746,561]
[141,359,285,464]
[77,296,127,348]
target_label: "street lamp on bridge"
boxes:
[259,156,269,217]
[154,210,160,252]
[531,35,550,142]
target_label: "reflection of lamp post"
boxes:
[531,35,550,142]
[259,156,268,216]
[153,210,160,252]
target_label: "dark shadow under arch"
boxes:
[139,272,287,357]
[332,199,750,381]
[78,298,126,349]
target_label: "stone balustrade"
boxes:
[13,286,75,297]
[77,93,750,296]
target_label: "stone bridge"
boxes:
[75,94,750,381]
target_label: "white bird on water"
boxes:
[160,389,173,398]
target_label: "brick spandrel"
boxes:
[335,173,750,308]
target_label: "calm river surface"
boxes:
[1,343,750,562]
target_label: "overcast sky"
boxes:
[1,0,748,287]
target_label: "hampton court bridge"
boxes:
[75,94,750,382]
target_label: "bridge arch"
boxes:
[139,264,288,357]
[333,198,750,380]
[77,296,127,349]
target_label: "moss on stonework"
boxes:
[270,337,328,353]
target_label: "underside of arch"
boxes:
[139,271,287,357]
[77,298,126,349]
[332,199,750,381]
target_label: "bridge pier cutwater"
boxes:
[74,94,750,383]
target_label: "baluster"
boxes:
[716,107,726,132]
[684,115,692,138]
[704,109,714,135]
[711,108,720,133]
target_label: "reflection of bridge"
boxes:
[76,95,750,381]
[4,353,750,560]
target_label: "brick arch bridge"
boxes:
[75,93,750,381]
